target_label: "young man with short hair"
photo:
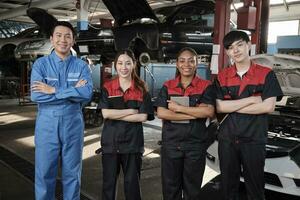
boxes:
[31,21,93,200]
[215,31,283,200]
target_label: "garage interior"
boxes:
[0,0,300,200]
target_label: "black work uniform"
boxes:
[99,78,154,200]
[215,62,283,200]
[155,75,215,200]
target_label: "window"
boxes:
[268,20,299,43]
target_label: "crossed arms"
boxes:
[216,96,276,114]
[101,109,148,122]
[157,101,215,121]
[30,62,93,104]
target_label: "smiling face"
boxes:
[115,54,135,79]
[176,50,197,78]
[50,25,74,59]
[226,39,251,64]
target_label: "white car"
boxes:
[0,27,47,56]
[206,54,300,196]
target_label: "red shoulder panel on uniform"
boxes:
[185,76,211,96]
[217,63,272,88]
[103,78,123,97]
[164,77,183,95]
[123,86,143,102]
[217,66,236,87]
[164,76,211,96]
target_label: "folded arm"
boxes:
[102,108,147,122]
[31,63,92,104]
[117,113,148,122]
[102,108,138,119]
[30,66,65,104]
[56,67,93,102]
[236,97,276,114]
[157,107,196,121]
[168,100,215,118]
[216,96,262,113]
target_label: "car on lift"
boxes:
[76,0,215,63]
[0,26,49,58]
[14,8,69,61]
[206,54,300,197]
[0,8,57,58]
[14,0,215,64]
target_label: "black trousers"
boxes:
[102,153,142,200]
[218,140,266,200]
[161,147,207,200]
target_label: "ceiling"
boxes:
[0,0,205,24]
[0,0,300,25]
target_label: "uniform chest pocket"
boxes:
[126,100,141,109]
[189,95,202,106]
[249,85,263,96]
[45,77,58,87]
[224,86,239,99]
[67,72,80,86]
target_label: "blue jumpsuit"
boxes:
[31,51,93,200]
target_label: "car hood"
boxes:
[26,7,57,37]
[102,0,159,26]
[251,54,300,97]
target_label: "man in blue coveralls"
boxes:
[30,21,93,200]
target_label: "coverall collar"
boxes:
[51,50,72,63]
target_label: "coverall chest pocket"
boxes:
[67,73,80,87]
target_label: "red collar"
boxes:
[110,77,135,92]
[174,75,200,88]
[227,61,256,78]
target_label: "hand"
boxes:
[31,81,55,94]
[167,100,182,113]
[75,79,87,88]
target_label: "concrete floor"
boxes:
[1,98,299,200]
[0,98,219,200]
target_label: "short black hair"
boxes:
[223,31,250,49]
[51,21,76,38]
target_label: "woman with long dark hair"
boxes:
[155,47,215,199]
[99,49,154,200]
